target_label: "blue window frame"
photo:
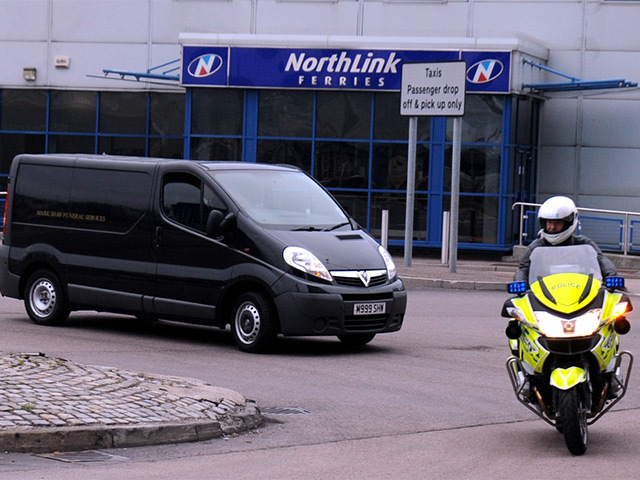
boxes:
[0,87,539,251]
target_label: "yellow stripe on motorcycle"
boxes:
[550,367,587,390]
[601,291,623,323]
[511,296,537,324]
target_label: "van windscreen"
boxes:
[213,170,349,230]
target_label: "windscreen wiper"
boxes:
[323,222,351,232]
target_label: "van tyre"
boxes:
[231,291,277,353]
[24,270,70,326]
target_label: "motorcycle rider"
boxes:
[514,195,617,282]
[510,195,627,403]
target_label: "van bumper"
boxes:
[272,276,407,336]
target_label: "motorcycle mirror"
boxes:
[508,281,527,295]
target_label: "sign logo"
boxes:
[187,54,224,78]
[466,59,504,84]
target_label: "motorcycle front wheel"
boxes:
[556,386,588,455]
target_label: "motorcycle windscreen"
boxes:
[529,245,602,314]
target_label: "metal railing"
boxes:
[513,202,640,255]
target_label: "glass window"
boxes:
[98,136,146,157]
[50,91,96,133]
[1,133,46,173]
[12,164,73,225]
[332,191,368,228]
[314,141,369,189]
[162,172,222,233]
[149,137,184,159]
[372,143,428,191]
[374,93,430,141]
[99,92,147,135]
[191,89,243,135]
[190,137,241,161]
[150,93,185,136]
[454,195,499,244]
[316,91,371,139]
[447,95,503,143]
[213,169,348,230]
[0,90,46,131]
[69,167,151,233]
[370,193,427,241]
[48,135,96,154]
[513,96,538,146]
[258,90,313,137]
[445,145,501,194]
[257,139,312,173]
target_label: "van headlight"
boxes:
[378,245,397,281]
[283,246,332,283]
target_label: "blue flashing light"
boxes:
[605,276,625,289]
[508,281,527,294]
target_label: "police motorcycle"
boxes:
[502,244,633,455]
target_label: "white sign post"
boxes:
[400,61,466,269]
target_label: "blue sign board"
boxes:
[181,46,511,94]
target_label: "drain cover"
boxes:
[261,406,311,415]
[37,450,129,463]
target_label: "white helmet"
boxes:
[538,196,578,245]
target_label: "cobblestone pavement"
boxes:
[0,351,262,453]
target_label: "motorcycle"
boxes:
[502,244,633,455]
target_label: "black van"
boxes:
[0,154,407,352]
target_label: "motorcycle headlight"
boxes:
[535,309,601,338]
[378,245,397,281]
[283,246,332,283]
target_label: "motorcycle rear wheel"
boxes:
[556,386,588,455]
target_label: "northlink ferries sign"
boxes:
[181,46,510,93]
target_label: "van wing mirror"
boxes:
[206,210,236,238]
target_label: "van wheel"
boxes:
[24,270,70,326]
[231,292,277,353]
[337,333,376,346]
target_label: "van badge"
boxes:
[357,270,370,287]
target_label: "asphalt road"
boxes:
[1,288,639,479]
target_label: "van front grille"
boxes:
[331,269,387,288]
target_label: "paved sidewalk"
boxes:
[0,352,261,453]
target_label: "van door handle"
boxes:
[154,226,162,248]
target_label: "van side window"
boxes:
[162,172,225,232]
[13,163,151,233]
[13,164,73,225]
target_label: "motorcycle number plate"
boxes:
[353,302,386,315]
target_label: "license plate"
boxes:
[353,302,386,315]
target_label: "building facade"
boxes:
[1,0,639,252]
